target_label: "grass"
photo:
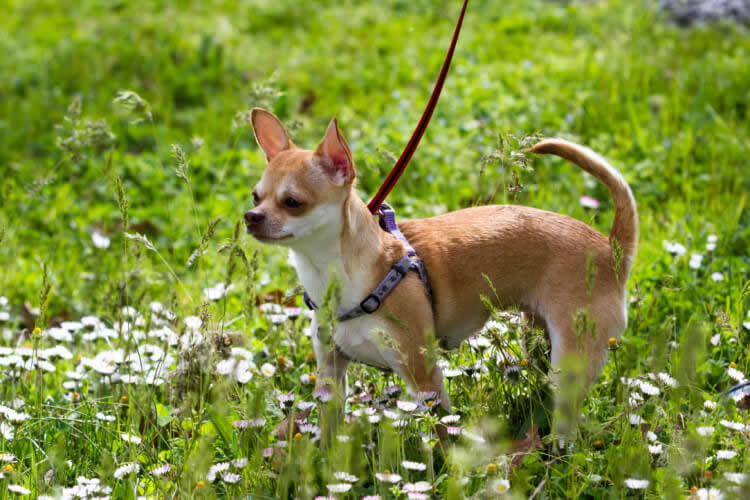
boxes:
[0,0,748,497]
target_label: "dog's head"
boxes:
[245,108,356,247]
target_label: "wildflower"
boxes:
[333,472,358,483]
[719,419,746,431]
[326,483,352,493]
[231,458,248,468]
[579,196,599,209]
[648,444,663,454]
[222,472,241,483]
[704,401,717,410]
[440,414,461,424]
[121,433,142,445]
[697,426,714,436]
[8,485,31,495]
[711,272,724,282]
[716,450,737,460]
[689,253,703,269]
[657,372,678,388]
[396,401,418,412]
[608,337,618,349]
[624,478,649,489]
[638,380,660,396]
[91,231,110,249]
[313,389,332,402]
[443,368,464,377]
[402,460,427,471]
[277,392,295,410]
[195,480,205,489]
[710,334,721,346]
[696,488,724,500]
[3,464,13,473]
[149,464,171,476]
[727,367,746,383]
[207,462,230,482]
[203,283,234,301]
[0,454,16,463]
[403,481,432,493]
[375,472,402,483]
[1,423,14,440]
[260,363,276,377]
[114,463,140,479]
[646,431,657,442]
[628,414,644,425]
[486,463,497,474]
[184,316,202,330]
[706,235,718,251]
[490,479,511,495]
[725,473,747,485]
[663,241,686,256]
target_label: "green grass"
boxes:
[0,0,748,498]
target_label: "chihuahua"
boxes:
[245,108,637,439]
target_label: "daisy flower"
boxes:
[490,479,510,495]
[624,478,649,489]
[402,460,427,471]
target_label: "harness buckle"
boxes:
[359,294,381,314]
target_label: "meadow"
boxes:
[0,0,749,497]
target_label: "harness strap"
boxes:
[301,205,430,370]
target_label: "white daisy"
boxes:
[114,463,140,479]
[624,478,649,489]
[402,460,427,471]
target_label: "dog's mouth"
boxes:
[246,226,293,243]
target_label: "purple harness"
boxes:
[302,203,431,367]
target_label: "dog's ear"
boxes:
[314,117,355,186]
[251,108,293,161]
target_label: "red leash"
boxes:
[367,0,469,214]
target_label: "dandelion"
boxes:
[402,460,427,471]
[114,463,140,479]
[716,450,737,460]
[624,478,649,489]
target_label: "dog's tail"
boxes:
[527,138,638,276]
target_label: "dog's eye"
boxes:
[283,197,302,209]
[252,192,260,206]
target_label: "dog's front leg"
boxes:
[311,314,349,440]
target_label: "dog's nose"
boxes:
[244,210,265,225]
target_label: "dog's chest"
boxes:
[333,316,398,370]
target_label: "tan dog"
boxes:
[246,108,637,438]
